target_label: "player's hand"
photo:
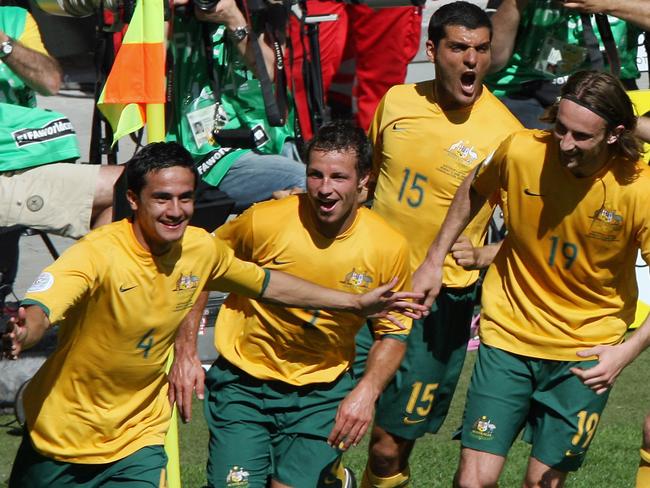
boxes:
[450,235,481,270]
[168,349,205,422]
[2,306,29,360]
[570,344,633,395]
[412,260,443,310]
[358,277,428,326]
[194,0,244,27]
[327,381,376,450]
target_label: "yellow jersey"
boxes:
[215,195,412,386]
[22,219,265,463]
[369,81,522,285]
[472,130,650,360]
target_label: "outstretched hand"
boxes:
[570,344,635,395]
[2,306,28,360]
[358,277,427,328]
[168,350,205,423]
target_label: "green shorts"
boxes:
[204,357,354,488]
[460,344,610,472]
[9,433,167,488]
[356,285,477,440]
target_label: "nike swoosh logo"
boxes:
[524,188,544,197]
[272,258,291,266]
[564,449,585,457]
[119,284,137,292]
[322,475,339,485]
[392,123,407,132]
[402,416,426,425]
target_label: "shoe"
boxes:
[344,467,357,488]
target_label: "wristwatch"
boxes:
[227,25,249,43]
[0,38,13,59]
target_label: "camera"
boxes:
[32,0,129,17]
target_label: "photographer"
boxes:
[167,0,305,213]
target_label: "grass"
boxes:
[2,343,649,487]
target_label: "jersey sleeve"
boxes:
[204,234,267,297]
[214,206,255,260]
[368,94,387,184]
[472,134,512,199]
[370,238,413,338]
[18,13,48,55]
[22,240,100,323]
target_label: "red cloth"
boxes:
[289,1,422,139]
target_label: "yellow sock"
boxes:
[636,449,650,487]
[360,465,410,488]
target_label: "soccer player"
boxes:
[415,70,650,487]
[356,3,522,486]
[170,121,413,487]
[3,141,423,487]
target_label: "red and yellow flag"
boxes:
[97,0,165,144]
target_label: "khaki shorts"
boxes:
[0,163,99,238]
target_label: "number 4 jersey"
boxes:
[472,130,650,360]
[21,219,266,463]
[369,81,522,286]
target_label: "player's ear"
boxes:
[126,189,139,212]
[426,39,436,64]
[606,124,625,144]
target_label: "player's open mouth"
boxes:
[460,72,476,94]
[319,199,338,212]
[161,221,184,230]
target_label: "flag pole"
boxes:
[141,0,180,485]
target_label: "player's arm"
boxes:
[413,166,489,308]
[2,305,51,359]
[562,0,650,31]
[489,0,527,73]
[193,0,276,81]
[636,116,650,143]
[168,290,208,422]
[571,311,650,394]
[262,272,426,326]
[328,336,406,450]
[1,22,62,95]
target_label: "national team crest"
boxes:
[471,415,496,440]
[588,207,624,241]
[341,268,374,290]
[226,466,250,486]
[173,273,200,291]
[446,140,478,166]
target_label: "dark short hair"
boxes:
[126,142,198,196]
[428,1,492,44]
[541,70,642,163]
[305,120,372,176]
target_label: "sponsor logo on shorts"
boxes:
[27,272,54,293]
[340,268,373,290]
[12,118,75,147]
[402,416,426,425]
[471,415,496,440]
[226,466,250,487]
[26,195,44,212]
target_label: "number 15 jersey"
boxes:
[370,81,522,285]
